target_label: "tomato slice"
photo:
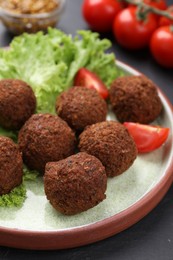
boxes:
[124,122,169,153]
[74,68,109,99]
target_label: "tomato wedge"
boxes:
[74,68,109,99]
[124,122,169,153]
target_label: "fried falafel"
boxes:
[0,79,36,130]
[0,136,23,195]
[109,75,162,124]
[44,152,107,215]
[79,121,137,177]
[18,113,76,174]
[56,86,107,131]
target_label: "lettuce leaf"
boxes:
[0,165,39,207]
[0,126,18,142]
[0,28,122,114]
[0,184,26,207]
[23,165,39,181]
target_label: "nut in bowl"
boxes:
[0,0,66,34]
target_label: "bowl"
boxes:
[0,0,66,35]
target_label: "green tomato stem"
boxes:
[124,0,173,21]
[170,25,173,32]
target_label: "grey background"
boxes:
[0,0,173,259]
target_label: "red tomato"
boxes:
[113,7,158,50]
[150,26,173,68]
[124,122,169,153]
[159,5,173,26]
[82,0,125,33]
[74,68,109,99]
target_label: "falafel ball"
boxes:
[0,136,23,195]
[55,86,107,131]
[109,75,162,124]
[18,113,76,174]
[0,79,36,130]
[79,121,137,177]
[44,152,107,215]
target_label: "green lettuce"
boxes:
[23,165,39,181]
[0,28,122,114]
[0,126,18,142]
[0,184,26,207]
[0,165,39,207]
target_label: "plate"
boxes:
[0,61,173,250]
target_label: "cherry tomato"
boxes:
[124,122,169,153]
[150,26,173,68]
[159,5,173,26]
[82,0,125,33]
[74,68,109,99]
[113,7,158,50]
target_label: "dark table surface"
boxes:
[0,0,173,259]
